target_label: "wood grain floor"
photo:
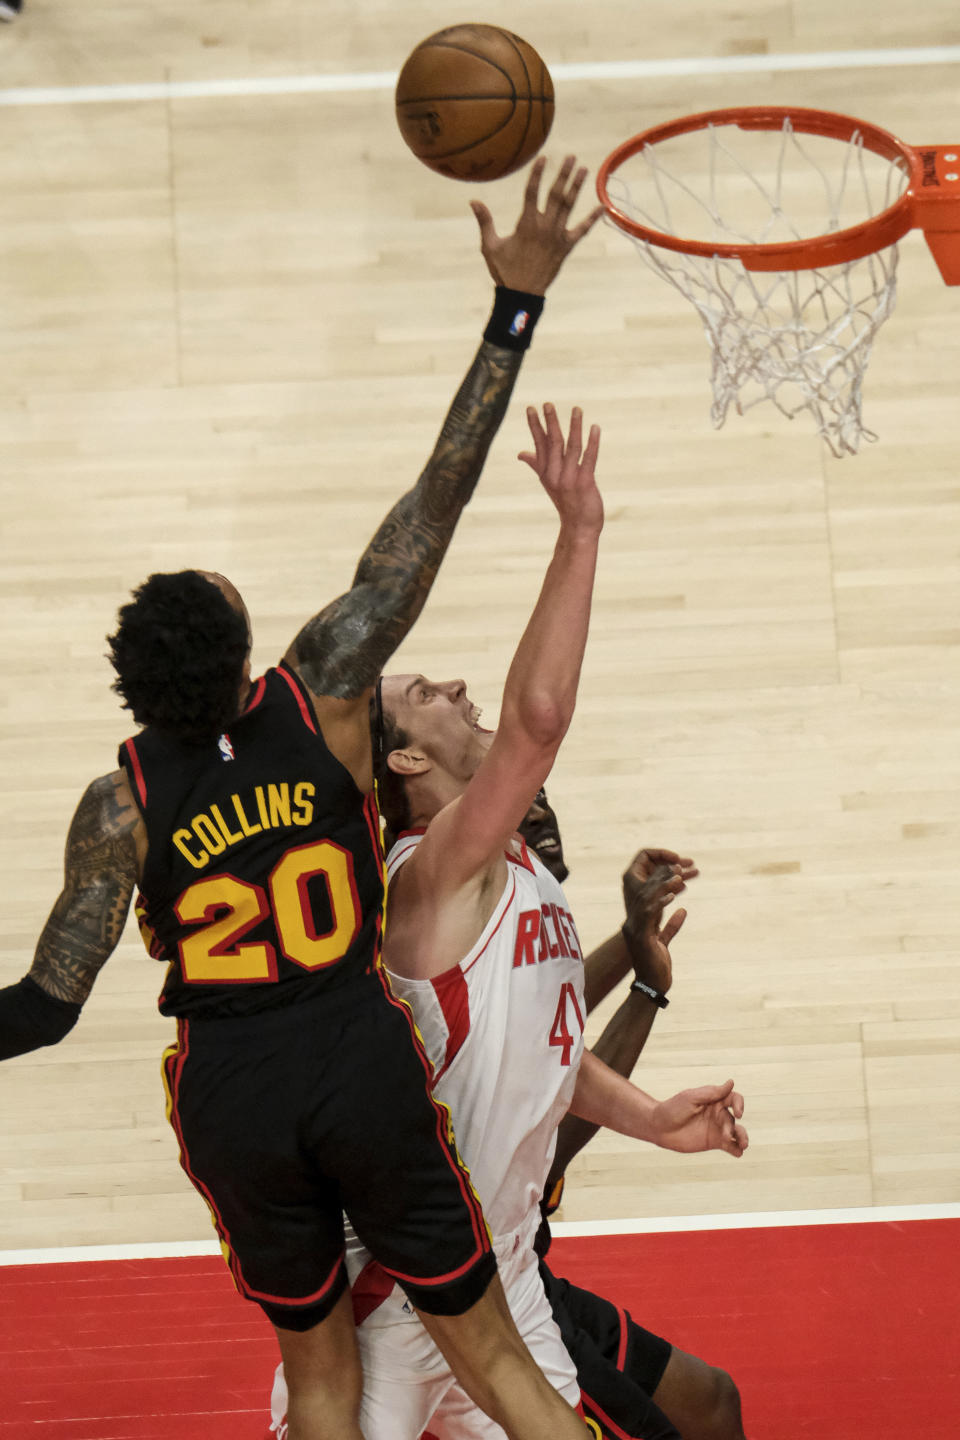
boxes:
[1,1,958,1252]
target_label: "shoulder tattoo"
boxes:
[29,774,141,1005]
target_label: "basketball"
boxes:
[395,24,554,182]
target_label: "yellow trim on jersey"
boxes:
[373,776,388,967]
[544,1173,566,1216]
[159,1028,242,1291]
[378,965,492,1248]
[160,1033,179,1126]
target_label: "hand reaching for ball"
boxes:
[471,155,604,295]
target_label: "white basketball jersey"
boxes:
[384,830,587,1246]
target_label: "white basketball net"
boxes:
[607,119,910,456]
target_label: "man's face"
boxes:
[519,789,568,882]
[380,673,494,784]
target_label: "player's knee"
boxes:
[703,1365,744,1439]
[284,1367,363,1440]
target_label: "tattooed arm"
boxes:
[0,773,140,1059]
[284,157,601,768]
[288,339,525,700]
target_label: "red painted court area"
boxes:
[1,1219,957,1438]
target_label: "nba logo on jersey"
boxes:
[509,309,529,337]
[217,733,235,762]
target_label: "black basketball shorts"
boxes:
[539,1260,679,1440]
[162,971,495,1331]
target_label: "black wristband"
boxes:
[629,975,670,1009]
[483,286,545,352]
[622,924,670,1007]
[0,974,82,1060]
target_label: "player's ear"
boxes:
[386,747,430,778]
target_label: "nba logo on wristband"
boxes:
[509,310,530,337]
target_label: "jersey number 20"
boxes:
[175,839,361,983]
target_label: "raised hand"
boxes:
[621,847,699,996]
[518,404,603,538]
[652,1080,748,1158]
[470,154,603,294]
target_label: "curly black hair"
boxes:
[107,571,250,745]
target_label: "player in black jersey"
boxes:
[523,807,747,1440]
[0,159,602,1440]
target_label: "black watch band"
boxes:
[628,975,670,1009]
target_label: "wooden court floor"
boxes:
[1,1,959,1259]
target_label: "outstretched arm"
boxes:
[410,403,603,895]
[548,850,694,1182]
[285,156,601,705]
[0,773,139,1060]
[569,1050,748,1159]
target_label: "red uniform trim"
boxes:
[462,873,517,975]
[430,965,471,1083]
[385,833,424,883]
[616,1305,630,1371]
[372,966,490,1279]
[363,796,385,972]
[276,665,318,734]
[509,838,537,874]
[581,1389,642,1440]
[246,1254,345,1310]
[174,871,278,986]
[388,1241,492,1290]
[568,983,586,1034]
[123,738,148,809]
[162,1020,242,1296]
[351,1257,396,1326]
[363,791,385,884]
[244,674,267,712]
[163,1019,345,1309]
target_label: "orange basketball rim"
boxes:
[598,105,960,282]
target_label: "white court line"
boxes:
[2,1202,957,1267]
[551,1200,960,1239]
[1,45,960,108]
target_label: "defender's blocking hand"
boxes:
[621,848,699,996]
[470,154,603,294]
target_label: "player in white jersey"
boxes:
[271,403,747,1439]
[384,824,587,1252]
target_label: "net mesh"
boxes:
[607,119,910,456]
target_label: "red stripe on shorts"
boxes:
[582,1389,643,1440]
[372,966,490,1279]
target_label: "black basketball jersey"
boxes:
[118,662,384,1019]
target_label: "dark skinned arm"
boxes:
[0,773,140,1058]
[546,848,696,1185]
